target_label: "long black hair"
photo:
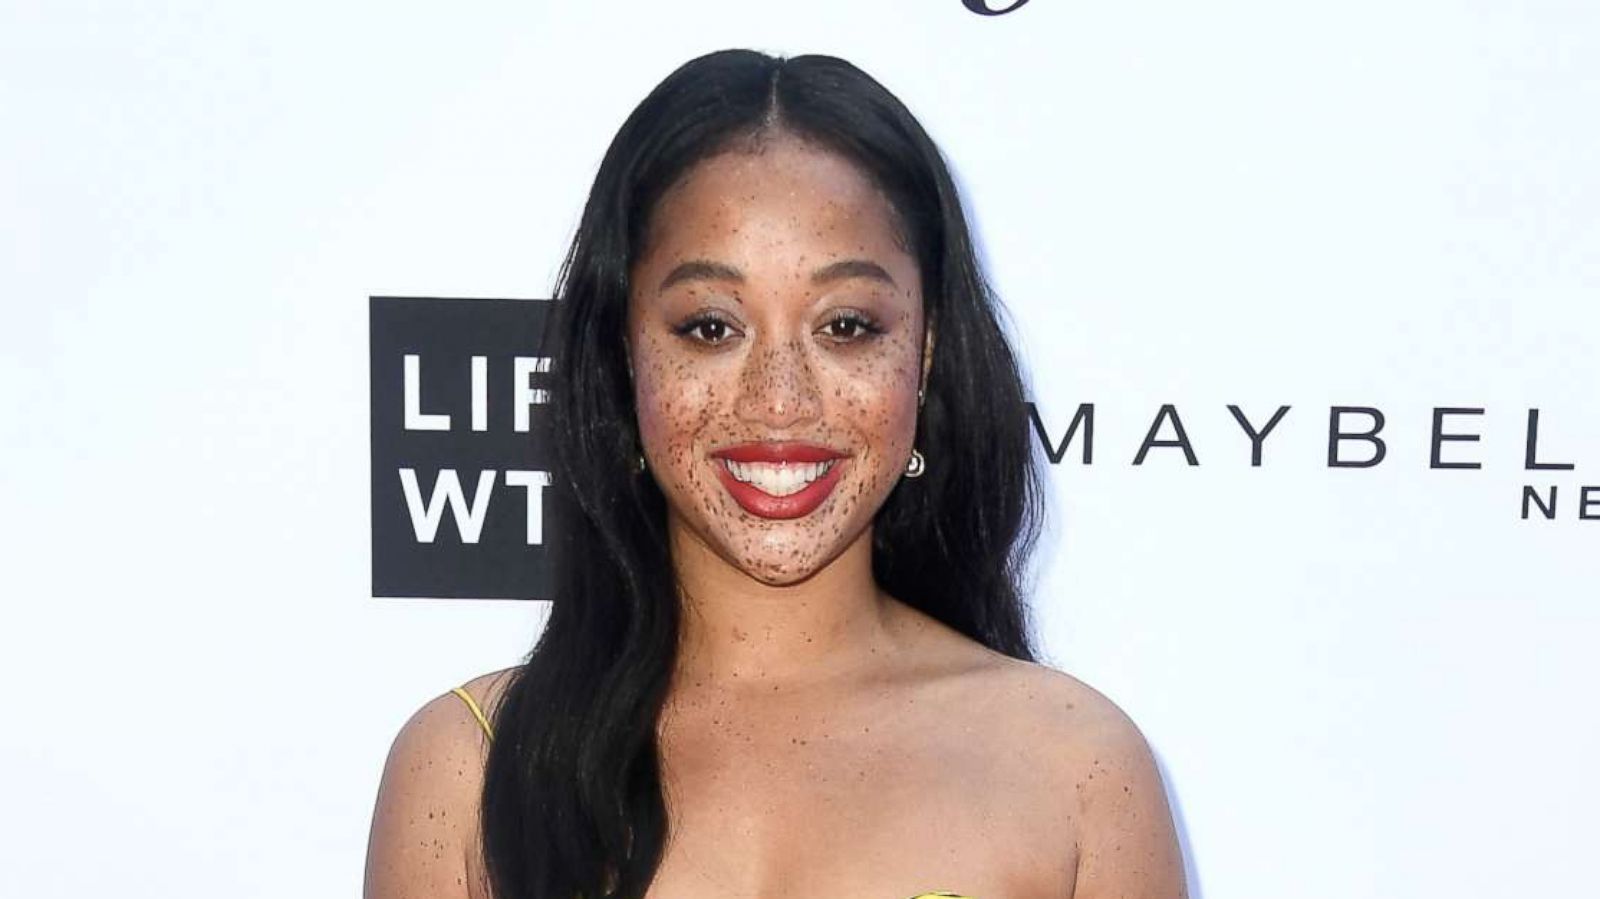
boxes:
[481,49,1045,899]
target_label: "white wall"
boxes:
[3,2,1594,896]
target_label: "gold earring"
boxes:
[904,448,925,478]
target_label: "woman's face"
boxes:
[625,135,930,586]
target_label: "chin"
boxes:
[728,547,830,586]
[738,557,819,585]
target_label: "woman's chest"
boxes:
[644,706,1080,899]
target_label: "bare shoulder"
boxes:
[982,659,1150,752]
[978,659,1188,899]
[363,667,521,899]
[895,603,1162,773]
[457,666,521,721]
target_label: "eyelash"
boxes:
[672,310,885,345]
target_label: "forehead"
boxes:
[636,137,910,269]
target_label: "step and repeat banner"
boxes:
[4,2,1594,897]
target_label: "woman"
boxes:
[365,49,1186,899]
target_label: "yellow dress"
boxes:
[449,688,975,899]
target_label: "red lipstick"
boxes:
[711,441,848,464]
[710,442,849,520]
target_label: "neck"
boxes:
[666,519,895,693]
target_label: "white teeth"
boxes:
[722,459,837,497]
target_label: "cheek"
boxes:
[632,340,717,456]
[834,339,922,449]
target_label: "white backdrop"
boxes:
[3,2,1595,897]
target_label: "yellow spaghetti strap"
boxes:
[450,686,495,741]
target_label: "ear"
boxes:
[919,319,935,399]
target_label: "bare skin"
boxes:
[364,134,1187,899]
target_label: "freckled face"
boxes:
[625,137,927,586]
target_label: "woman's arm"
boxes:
[1068,701,1189,899]
[364,690,489,899]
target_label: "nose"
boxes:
[734,331,824,428]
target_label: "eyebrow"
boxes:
[656,258,898,295]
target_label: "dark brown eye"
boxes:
[820,311,883,342]
[693,319,729,343]
[672,312,738,346]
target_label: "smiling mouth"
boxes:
[718,458,841,497]
[710,456,848,520]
